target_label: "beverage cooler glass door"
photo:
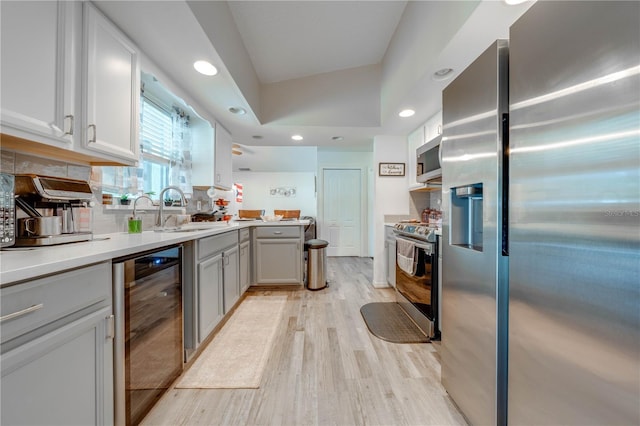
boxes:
[113,245,183,426]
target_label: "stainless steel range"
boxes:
[392,222,440,340]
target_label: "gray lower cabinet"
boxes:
[222,244,239,313]
[0,263,113,426]
[239,240,250,294]
[253,226,303,285]
[195,231,239,345]
[239,228,251,294]
[197,252,223,344]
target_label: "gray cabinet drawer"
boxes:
[197,231,238,261]
[1,263,111,344]
[254,226,301,239]
[239,228,250,243]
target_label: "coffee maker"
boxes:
[14,175,94,247]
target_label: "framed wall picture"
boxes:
[379,162,405,176]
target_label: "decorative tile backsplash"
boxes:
[0,149,91,181]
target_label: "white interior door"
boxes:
[322,169,361,256]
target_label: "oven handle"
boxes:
[395,235,434,252]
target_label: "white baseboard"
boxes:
[371,280,391,288]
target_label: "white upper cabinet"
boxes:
[407,124,425,190]
[424,110,443,143]
[191,122,232,190]
[80,2,139,165]
[0,1,139,166]
[0,1,76,149]
[214,124,233,190]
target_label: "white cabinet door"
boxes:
[190,122,215,187]
[197,253,223,343]
[223,246,239,313]
[1,307,113,426]
[254,238,302,285]
[214,124,233,190]
[0,1,76,148]
[424,110,443,142]
[81,2,139,165]
[239,240,250,293]
[407,124,425,189]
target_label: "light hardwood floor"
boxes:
[142,257,467,426]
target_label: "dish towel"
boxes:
[396,238,418,276]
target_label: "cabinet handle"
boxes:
[273,231,282,235]
[64,115,74,135]
[0,303,44,323]
[106,314,115,339]
[88,124,97,143]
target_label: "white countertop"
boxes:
[0,220,308,285]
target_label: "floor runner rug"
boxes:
[175,295,287,389]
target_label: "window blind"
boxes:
[140,97,173,161]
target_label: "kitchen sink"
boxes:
[158,222,234,233]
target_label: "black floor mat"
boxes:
[360,302,429,343]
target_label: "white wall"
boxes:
[233,146,317,173]
[232,172,317,217]
[372,135,410,287]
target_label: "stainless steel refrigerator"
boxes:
[440,2,639,425]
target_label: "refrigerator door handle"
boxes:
[501,112,509,256]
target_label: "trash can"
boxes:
[305,239,328,290]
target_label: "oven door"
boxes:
[395,236,439,339]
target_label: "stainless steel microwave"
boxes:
[416,135,442,183]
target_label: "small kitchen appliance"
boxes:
[13,174,94,246]
[0,173,16,247]
[416,134,442,184]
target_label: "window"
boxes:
[140,97,173,195]
[97,92,193,202]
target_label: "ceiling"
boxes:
[95,1,534,158]
[228,1,407,84]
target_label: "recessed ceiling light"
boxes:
[332,136,344,141]
[398,109,415,118]
[193,60,218,76]
[291,135,303,141]
[228,107,246,115]
[433,68,454,81]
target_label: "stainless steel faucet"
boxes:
[155,186,187,229]
[132,195,154,219]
